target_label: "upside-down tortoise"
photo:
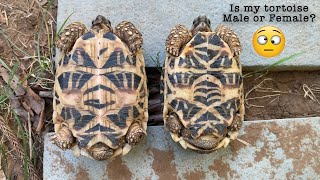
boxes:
[52,15,148,160]
[162,16,244,152]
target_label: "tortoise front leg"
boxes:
[50,126,75,150]
[55,22,88,53]
[165,24,192,57]
[114,21,143,54]
[215,25,242,56]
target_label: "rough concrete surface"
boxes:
[57,0,320,70]
[43,117,320,179]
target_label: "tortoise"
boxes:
[162,15,244,153]
[52,15,148,160]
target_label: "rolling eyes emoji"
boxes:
[252,26,285,58]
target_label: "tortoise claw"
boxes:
[166,47,179,57]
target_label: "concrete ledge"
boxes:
[57,0,320,70]
[43,117,320,179]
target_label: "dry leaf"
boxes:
[38,0,48,6]
[10,96,29,120]
[21,75,45,132]
[0,65,45,132]
[0,65,25,96]
[0,168,5,180]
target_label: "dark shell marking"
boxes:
[163,32,243,151]
[53,31,147,151]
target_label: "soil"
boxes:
[147,68,320,125]
[0,0,57,179]
[244,71,320,120]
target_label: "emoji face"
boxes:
[252,26,285,58]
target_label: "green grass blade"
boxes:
[149,52,162,73]
[53,12,74,43]
[243,51,305,78]
[12,113,29,180]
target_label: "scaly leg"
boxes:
[114,21,143,54]
[55,22,87,53]
[215,25,242,56]
[126,122,146,146]
[228,85,245,140]
[165,24,192,56]
[50,126,75,150]
[165,113,183,134]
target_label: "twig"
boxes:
[237,138,251,146]
[245,78,273,99]
[245,94,280,100]
[27,113,32,160]
[245,78,283,108]
[303,84,320,105]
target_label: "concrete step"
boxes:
[57,0,320,70]
[43,117,320,179]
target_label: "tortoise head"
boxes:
[191,15,212,36]
[91,15,113,33]
[88,142,114,160]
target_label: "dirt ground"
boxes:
[244,71,320,120]
[0,0,57,179]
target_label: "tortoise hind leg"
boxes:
[126,122,146,146]
[164,113,185,143]
[165,24,192,56]
[228,85,245,140]
[50,126,75,150]
[114,21,143,54]
[55,22,87,53]
[165,113,183,134]
[215,25,242,56]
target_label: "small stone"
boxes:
[174,34,178,38]
[124,28,128,30]
[71,28,75,31]
[128,31,133,35]
[283,112,290,117]
[65,32,70,36]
